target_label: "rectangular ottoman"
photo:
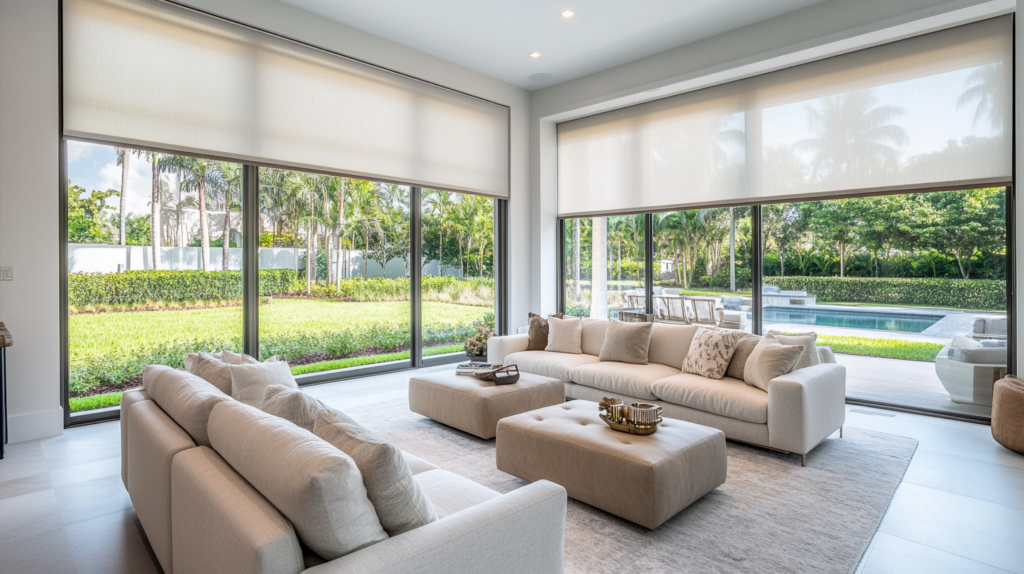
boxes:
[409,371,564,439]
[496,400,727,528]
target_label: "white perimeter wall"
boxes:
[0,0,528,441]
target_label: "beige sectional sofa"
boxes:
[488,320,846,462]
[120,368,567,574]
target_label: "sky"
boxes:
[66,140,155,217]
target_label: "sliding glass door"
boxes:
[562,215,646,319]
[65,141,244,416]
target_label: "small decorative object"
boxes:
[598,397,663,435]
[473,364,521,385]
[464,322,494,360]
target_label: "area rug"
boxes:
[344,399,918,574]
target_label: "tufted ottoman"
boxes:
[496,400,726,528]
[408,371,564,439]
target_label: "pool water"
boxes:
[762,307,942,333]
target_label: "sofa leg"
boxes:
[801,454,806,467]
[840,426,843,438]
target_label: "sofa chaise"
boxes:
[488,319,846,464]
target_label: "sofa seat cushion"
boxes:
[504,350,600,381]
[413,469,500,519]
[651,373,768,424]
[401,452,439,475]
[569,362,681,401]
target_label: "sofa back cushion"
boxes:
[208,401,387,560]
[259,386,326,432]
[743,335,804,391]
[313,409,437,536]
[599,320,653,364]
[143,365,231,447]
[230,361,298,406]
[580,319,608,356]
[767,330,821,371]
[648,323,700,369]
[189,353,236,395]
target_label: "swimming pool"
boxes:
[761,307,943,333]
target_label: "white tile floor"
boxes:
[1,365,1021,574]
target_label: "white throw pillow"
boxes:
[682,329,745,379]
[767,330,820,370]
[952,333,981,349]
[314,409,438,536]
[743,335,805,391]
[545,316,583,354]
[189,352,235,394]
[230,361,298,407]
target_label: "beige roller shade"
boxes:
[63,0,510,198]
[557,16,1011,217]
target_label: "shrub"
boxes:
[69,270,294,307]
[764,276,1005,311]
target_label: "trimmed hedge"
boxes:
[69,270,495,307]
[764,276,1005,311]
[69,270,293,307]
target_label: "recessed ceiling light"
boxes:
[561,10,574,18]
[530,52,541,58]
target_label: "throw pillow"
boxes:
[230,361,298,407]
[598,320,654,364]
[142,365,232,447]
[314,409,438,536]
[682,329,745,379]
[207,401,387,559]
[767,330,820,370]
[743,335,804,391]
[725,335,762,380]
[952,333,980,349]
[527,312,563,351]
[189,352,235,395]
[545,315,583,354]
[221,349,260,365]
[260,385,326,432]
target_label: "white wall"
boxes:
[0,0,63,441]
[527,0,1012,320]
[0,0,529,442]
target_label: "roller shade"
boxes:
[557,16,1012,217]
[63,0,510,198]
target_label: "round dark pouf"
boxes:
[992,376,1024,455]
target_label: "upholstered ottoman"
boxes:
[496,400,727,528]
[408,371,564,439]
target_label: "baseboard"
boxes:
[7,406,64,442]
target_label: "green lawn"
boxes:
[815,334,943,362]
[69,299,490,402]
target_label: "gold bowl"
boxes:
[598,398,663,435]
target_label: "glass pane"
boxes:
[258,172,411,375]
[760,190,1007,419]
[66,141,243,414]
[420,190,495,359]
[563,215,646,319]
[649,207,753,330]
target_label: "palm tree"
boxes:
[590,217,607,318]
[796,90,908,185]
[160,156,222,271]
[423,190,454,275]
[114,147,131,246]
[571,219,581,303]
[218,162,243,271]
[345,180,384,279]
[125,149,162,268]
[957,63,1007,132]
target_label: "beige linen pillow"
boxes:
[767,330,820,370]
[546,315,583,354]
[189,352,235,394]
[682,329,745,379]
[527,313,563,351]
[230,361,298,407]
[743,335,804,391]
[598,320,653,364]
[260,386,326,432]
[208,401,387,560]
[725,335,762,381]
[314,409,438,537]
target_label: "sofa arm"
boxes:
[487,334,531,365]
[816,346,836,364]
[767,363,846,456]
[304,480,567,574]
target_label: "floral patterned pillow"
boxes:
[682,329,746,379]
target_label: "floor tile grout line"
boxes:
[872,531,1018,573]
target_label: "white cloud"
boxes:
[99,158,155,217]
[66,140,102,163]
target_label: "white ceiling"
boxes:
[278,0,832,90]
